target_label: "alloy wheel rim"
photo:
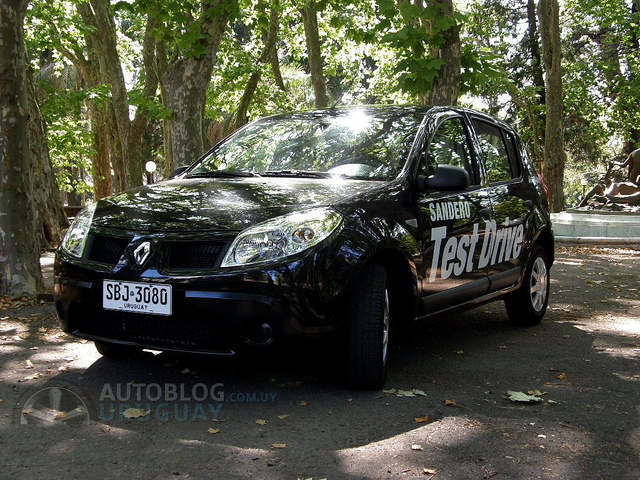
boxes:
[530,256,548,312]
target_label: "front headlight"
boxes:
[60,203,96,258]
[221,207,343,267]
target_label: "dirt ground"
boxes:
[0,245,639,479]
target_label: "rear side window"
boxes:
[472,120,521,183]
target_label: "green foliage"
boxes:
[373,0,502,103]
[36,80,95,195]
[128,89,173,120]
[139,0,241,59]
[374,0,444,100]
[562,0,640,175]
[24,0,640,207]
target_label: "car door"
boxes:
[468,115,529,293]
[417,112,494,314]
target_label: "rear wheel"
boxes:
[345,264,390,390]
[95,341,142,359]
[505,245,550,326]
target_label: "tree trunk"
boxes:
[538,0,566,212]
[160,0,232,168]
[86,0,157,191]
[0,0,44,295]
[83,14,112,200]
[299,0,328,108]
[155,40,174,178]
[26,72,69,250]
[57,3,112,200]
[89,0,139,190]
[425,0,461,106]
[264,0,286,91]
[89,100,112,199]
[527,0,546,108]
[522,0,546,169]
[506,81,544,170]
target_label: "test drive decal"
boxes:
[428,201,524,282]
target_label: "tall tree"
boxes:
[376,0,466,105]
[526,0,545,108]
[41,1,113,199]
[538,0,565,211]
[84,0,158,190]
[156,0,237,168]
[26,72,69,249]
[0,0,44,295]
[425,0,461,105]
[227,0,285,133]
[298,0,328,108]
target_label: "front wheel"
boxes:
[505,245,550,327]
[345,264,390,390]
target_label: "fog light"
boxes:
[244,321,274,346]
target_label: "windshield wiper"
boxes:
[186,170,256,178]
[259,170,337,179]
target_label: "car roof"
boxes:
[261,105,514,131]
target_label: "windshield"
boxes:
[187,109,424,181]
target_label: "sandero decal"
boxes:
[428,200,472,222]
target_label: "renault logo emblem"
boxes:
[133,241,152,266]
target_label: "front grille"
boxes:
[69,301,229,351]
[166,241,227,269]
[86,234,130,265]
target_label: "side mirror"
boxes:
[169,166,189,179]
[418,164,470,193]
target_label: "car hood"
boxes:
[91,177,380,232]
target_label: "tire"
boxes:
[95,341,142,359]
[345,264,390,390]
[505,245,550,327]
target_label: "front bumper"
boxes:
[53,254,348,355]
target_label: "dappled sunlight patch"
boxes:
[612,371,640,382]
[95,423,140,439]
[23,342,99,371]
[553,258,585,267]
[0,308,66,346]
[0,317,30,340]
[566,312,640,336]
[0,330,98,385]
[176,441,287,473]
[0,345,26,356]
[591,315,640,335]
[335,416,486,477]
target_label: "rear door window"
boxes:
[472,120,521,183]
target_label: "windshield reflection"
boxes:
[188,109,424,181]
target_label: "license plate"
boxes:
[103,280,172,316]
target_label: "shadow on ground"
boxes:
[0,246,638,479]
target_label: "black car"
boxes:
[54,106,554,389]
